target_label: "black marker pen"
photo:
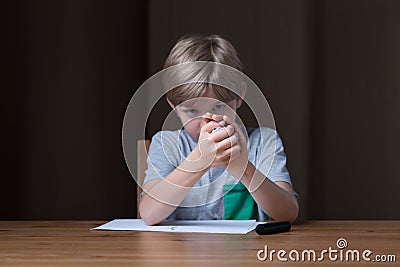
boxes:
[255,221,291,235]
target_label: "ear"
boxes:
[166,97,175,109]
[236,82,247,109]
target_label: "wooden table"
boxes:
[0,221,399,266]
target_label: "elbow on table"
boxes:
[141,217,161,226]
[273,201,299,224]
[139,204,163,226]
[286,201,300,224]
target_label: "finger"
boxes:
[202,113,213,122]
[216,132,239,151]
[211,113,224,122]
[228,144,242,160]
[201,120,223,133]
[211,125,234,142]
[202,113,225,126]
[216,143,241,161]
[223,116,246,142]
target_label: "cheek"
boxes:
[182,119,202,140]
[228,112,237,121]
[183,119,200,131]
[224,104,238,120]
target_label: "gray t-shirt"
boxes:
[143,127,293,221]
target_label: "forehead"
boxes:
[178,87,226,108]
[178,96,223,108]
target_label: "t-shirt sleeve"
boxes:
[143,131,180,185]
[255,128,292,185]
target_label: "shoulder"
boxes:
[149,130,195,157]
[149,130,180,151]
[247,127,278,144]
[151,130,180,142]
[247,127,277,136]
[246,127,286,156]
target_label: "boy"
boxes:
[139,35,298,225]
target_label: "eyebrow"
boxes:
[178,98,224,109]
[178,104,197,110]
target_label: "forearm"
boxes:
[240,163,299,223]
[139,156,207,225]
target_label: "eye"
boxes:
[213,104,226,111]
[185,109,198,115]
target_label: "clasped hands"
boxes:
[183,113,249,179]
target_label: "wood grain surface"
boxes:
[0,221,399,266]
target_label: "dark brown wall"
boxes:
[3,0,400,220]
[3,0,147,219]
[309,0,400,219]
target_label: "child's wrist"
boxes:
[179,148,211,174]
[239,162,256,189]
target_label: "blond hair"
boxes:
[163,35,243,106]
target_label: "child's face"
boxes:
[169,88,241,142]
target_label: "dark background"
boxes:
[3,0,400,221]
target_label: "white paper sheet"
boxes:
[92,219,258,234]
